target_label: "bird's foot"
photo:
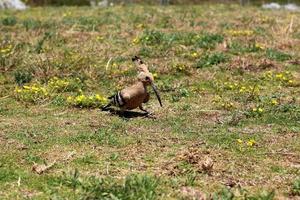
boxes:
[139,105,149,114]
[142,111,157,119]
[139,106,156,118]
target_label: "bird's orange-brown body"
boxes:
[120,82,149,110]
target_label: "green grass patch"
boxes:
[196,52,229,68]
[266,49,292,62]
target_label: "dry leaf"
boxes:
[201,156,214,172]
[181,187,206,200]
[32,161,56,174]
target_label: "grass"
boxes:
[0,4,300,200]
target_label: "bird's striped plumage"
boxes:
[109,92,125,107]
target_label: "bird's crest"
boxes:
[132,56,149,73]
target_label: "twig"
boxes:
[198,110,222,112]
[106,163,109,175]
[260,151,297,156]
[0,95,10,100]
[32,160,56,174]
[63,151,76,162]
[287,15,294,35]
[17,176,21,187]
[105,57,112,71]
[54,110,69,116]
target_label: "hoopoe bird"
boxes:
[103,56,162,113]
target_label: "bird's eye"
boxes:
[145,76,150,81]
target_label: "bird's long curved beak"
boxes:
[151,82,163,107]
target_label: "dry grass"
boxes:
[0,4,299,199]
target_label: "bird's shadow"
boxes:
[101,107,154,119]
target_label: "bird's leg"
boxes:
[139,105,156,119]
[139,105,149,114]
[139,105,155,118]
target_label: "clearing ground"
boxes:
[0,4,300,199]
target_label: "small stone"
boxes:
[201,156,214,172]
[181,187,206,200]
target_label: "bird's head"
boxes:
[137,71,154,85]
[133,56,162,107]
[137,72,162,107]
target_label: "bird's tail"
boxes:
[101,102,112,110]
[108,95,115,100]
[101,95,114,110]
[101,92,125,110]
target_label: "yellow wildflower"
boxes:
[258,108,264,113]
[191,52,198,58]
[67,96,73,103]
[95,94,101,101]
[255,43,265,50]
[237,139,243,144]
[136,23,144,28]
[75,95,86,103]
[265,71,273,79]
[227,30,254,37]
[271,99,278,105]
[96,36,104,41]
[31,86,39,91]
[275,73,283,79]
[14,87,21,93]
[132,37,140,44]
[247,139,256,147]
[63,11,71,17]
[239,86,246,92]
